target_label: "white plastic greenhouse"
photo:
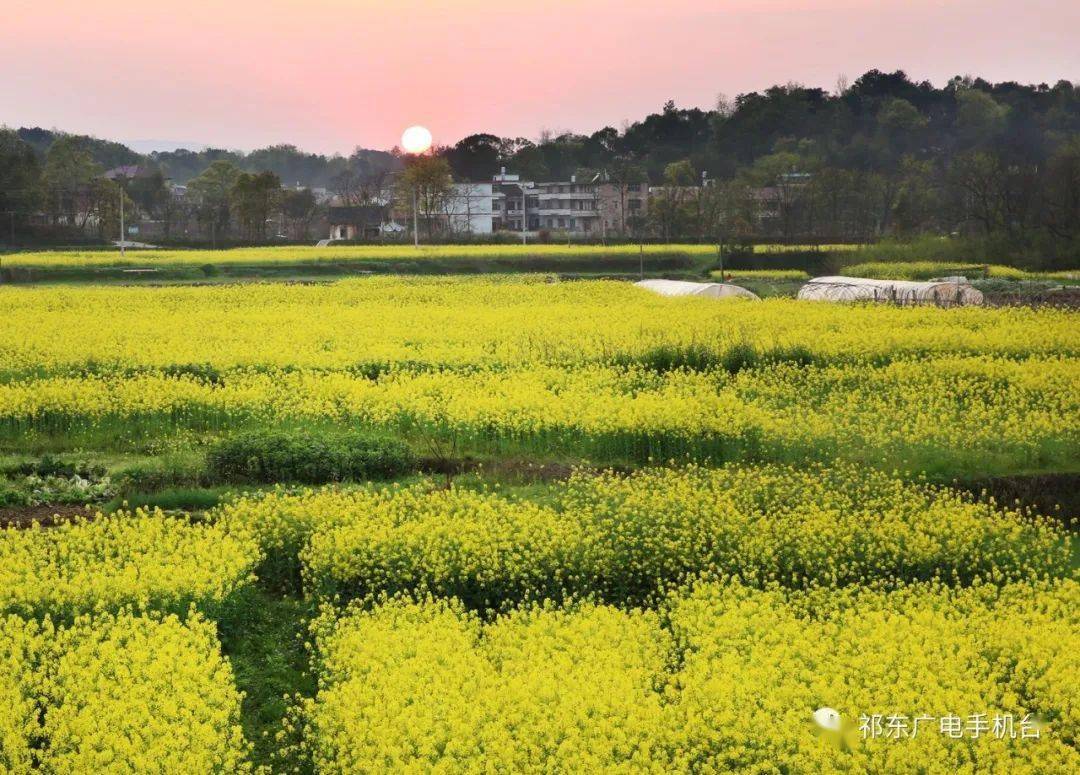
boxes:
[635,279,761,301]
[796,276,984,306]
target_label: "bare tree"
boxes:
[398,156,453,239]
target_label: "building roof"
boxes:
[103,164,154,180]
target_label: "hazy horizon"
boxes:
[4,0,1078,155]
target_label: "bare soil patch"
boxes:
[0,503,96,529]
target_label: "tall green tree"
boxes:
[891,157,944,235]
[605,156,648,236]
[42,136,101,227]
[188,160,242,245]
[230,171,283,242]
[0,130,41,237]
[956,89,1009,146]
[89,178,136,241]
[281,188,318,240]
[124,170,169,219]
[1042,136,1080,241]
[650,160,698,240]
[445,134,503,181]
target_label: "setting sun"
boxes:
[401,125,432,154]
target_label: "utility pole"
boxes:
[700,170,708,245]
[119,183,126,256]
[413,185,419,247]
[518,183,527,245]
[598,183,606,246]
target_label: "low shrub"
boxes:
[160,362,223,384]
[11,455,106,480]
[21,473,114,505]
[710,269,810,281]
[0,462,114,508]
[113,487,228,514]
[113,455,206,495]
[0,481,29,508]
[206,429,416,485]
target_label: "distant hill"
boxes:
[13,127,394,187]
[125,139,209,154]
[17,127,142,169]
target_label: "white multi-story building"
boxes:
[531,179,601,233]
[492,169,600,234]
[494,178,604,235]
[442,183,494,234]
[329,170,646,240]
[490,168,647,236]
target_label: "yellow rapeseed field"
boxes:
[210,463,1074,606]
[0,272,1075,771]
[0,615,42,773]
[3,355,1074,473]
[2,278,1075,475]
[1,242,856,271]
[1,243,721,269]
[1,278,1074,474]
[307,598,671,774]
[664,578,1080,773]
[0,612,252,773]
[38,612,252,774]
[0,277,1076,376]
[0,510,259,619]
[304,580,1079,773]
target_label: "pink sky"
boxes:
[2,0,1078,154]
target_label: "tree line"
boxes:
[434,71,1079,262]
[2,70,1079,262]
[0,135,325,244]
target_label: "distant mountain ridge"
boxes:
[125,139,209,154]
[13,126,393,187]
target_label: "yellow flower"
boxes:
[0,611,253,773]
[0,510,260,619]
[306,581,1080,773]
[211,463,1074,607]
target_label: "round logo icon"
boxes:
[814,707,842,732]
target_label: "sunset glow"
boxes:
[2,0,1078,153]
